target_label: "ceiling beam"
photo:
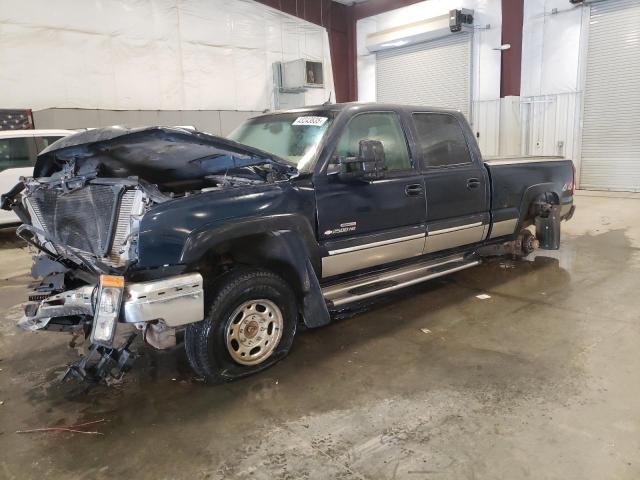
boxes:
[351,0,428,20]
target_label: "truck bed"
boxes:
[484,156,575,233]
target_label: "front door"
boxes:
[315,111,427,278]
[410,112,489,253]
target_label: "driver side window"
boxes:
[333,112,412,172]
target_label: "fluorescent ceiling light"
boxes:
[380,40,409,48]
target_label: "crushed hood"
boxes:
[35,126,295,188]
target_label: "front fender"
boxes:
[136,181,317,268]
[181,215,330,328]
[180,214,320,270]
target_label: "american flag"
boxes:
[0,109,34,131]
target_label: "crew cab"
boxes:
[2,104,575,384]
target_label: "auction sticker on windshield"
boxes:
[292,116,328,126]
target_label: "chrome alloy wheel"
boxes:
[225,299,284,365]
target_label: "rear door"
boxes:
[410,112,489,254]
[0,135,38,224]
[315,111,427,278]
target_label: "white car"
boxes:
[0,129,74,225]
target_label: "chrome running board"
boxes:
[322,254,480,308]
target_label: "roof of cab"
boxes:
[249,102,463,118]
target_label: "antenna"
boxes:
[323,91,333,105]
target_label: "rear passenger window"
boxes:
[0,137,36,171]
[412,113,471,168]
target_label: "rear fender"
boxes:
[516,183,561,230]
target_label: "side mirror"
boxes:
[332,140,386,182]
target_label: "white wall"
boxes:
[521,0,586,97]
[519,0,587,179]
[0,0,334,112]
[355,0,503,156]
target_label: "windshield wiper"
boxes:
[189,153,297,176]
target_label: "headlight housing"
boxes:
[90,275,124,346]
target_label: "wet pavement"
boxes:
[0,192,639,480]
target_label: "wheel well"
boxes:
[194,233,307,305]
[522,191,560,228]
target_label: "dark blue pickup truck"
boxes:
[4,103,575,384]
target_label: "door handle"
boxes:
[466,178,480,189]
[405,184,423,197]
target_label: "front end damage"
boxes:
[22,270,205,383]
[14,176,205,383]
[2,126,292,384]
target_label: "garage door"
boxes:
[376,33,472,118]
[580,0,640,191]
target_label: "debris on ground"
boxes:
[16,419,106,436]
[476,294,491,300]
[420,328,432,334]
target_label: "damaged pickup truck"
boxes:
[2,103,575,384]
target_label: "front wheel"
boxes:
[185,269,297,383]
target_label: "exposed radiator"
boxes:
[27,184,142,267]
[29,185,120,257]
[107,189,142,266]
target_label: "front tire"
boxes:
[185,268,297,383]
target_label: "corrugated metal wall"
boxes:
[375,33,472,118]
[472,99,501,157]
[519,93,582,160]
[580,0,640,191]
[471,93,582,161]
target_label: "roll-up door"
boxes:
[580,0,640,191]
[375,33,472,118]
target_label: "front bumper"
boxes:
[21,272,205,333]
[561,203,576,221]
[123,273,204,326]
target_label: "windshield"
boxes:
[228,111,334,172]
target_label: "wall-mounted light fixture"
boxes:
[379,40,409,49]
[492,44,511,51]
[366,9,474,53]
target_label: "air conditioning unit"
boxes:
[279,59,324,91]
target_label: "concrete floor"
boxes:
[0,192,639,480]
